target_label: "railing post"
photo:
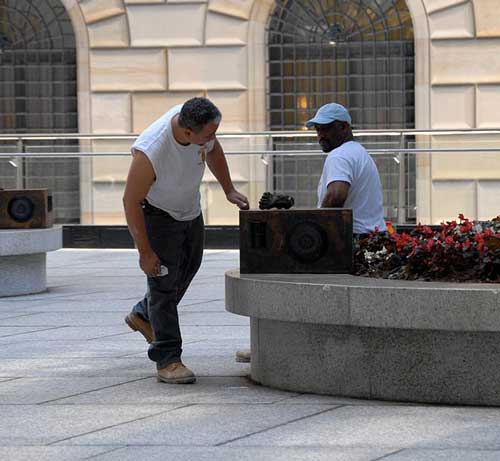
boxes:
[397,131,406,225]
[266,133,273,193]
[16,137,24,189]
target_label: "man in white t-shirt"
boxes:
[306,103,386,235]
[235,103,386,366]
[123,97,249,384]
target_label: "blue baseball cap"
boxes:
[305,103,352,128]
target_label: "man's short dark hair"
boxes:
[178,97,221,133]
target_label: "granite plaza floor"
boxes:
[1,249,500,460]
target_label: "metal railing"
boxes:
[1,128,500,157]
[1,129,499,225]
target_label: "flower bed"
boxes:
[355,215,500,282]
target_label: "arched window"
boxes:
[267,0,415,220]
[0,0,79,222]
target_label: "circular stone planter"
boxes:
[0,227,62,297]
[225,270,500,406]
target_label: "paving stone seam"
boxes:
[180,299,224,307]
[0,312,44,321]
[37,377,152,405]
[395,447,500,454]
[43,402,341,408]
[86,332,137,341]
[0,354,145,359]
[0,290,108,303]
[83,445,127,460]
[46,403,196,446]
[0,377,23,384]
[275,394,419,407]
[215,405,344,446]
[368,448,406,461]
[0,325,109,328]
[0,326,66,339]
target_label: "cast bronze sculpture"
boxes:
[258,192,294,210]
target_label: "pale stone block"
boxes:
[201,178,248,225]
[88,14,129,48]
[92,156,131,183]
[91,139,135,155]
[168,47,247,90]
[206,12,248,45]
[79,0,125,24]
[423,0,468,14]
[78,90,92,134]
[127,4,205,47]
[477,85,500,128]
[431,180,476,223]
[90,49,167,91]
[249,0,274,24]
[473,0,500,37]
[431,39,500,84]
[206,91,248,131]
[429,2,474,38]
[79,156,93,224]
[132,91,204,133]
[208,0,254,19]
[92,181,127,224]
[90,147,131,224]
[477,181,500,220]
[431,85,475,128]
[125,0,165,3]
[247,19,267,130]
[61,0,79,12]
[416,151,432,224]
[91,93,131,133]
[431,152,500,180]
[430,134,500,180]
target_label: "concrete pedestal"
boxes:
[226,270,500,406]
[0,227,62,297]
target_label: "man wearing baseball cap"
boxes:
[235,103,387,364]
[306,102,386,235]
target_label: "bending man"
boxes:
[123,97,249,384]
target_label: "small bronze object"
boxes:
[258,192,295,210]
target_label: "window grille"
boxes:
[0,0,79,223]
[267,0,416,222]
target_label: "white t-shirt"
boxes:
[317,141,387,234]
[131,104,215,221]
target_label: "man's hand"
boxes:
[139,250,162,277]
[226,189,249,210]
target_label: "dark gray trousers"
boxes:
[132,202,204,369]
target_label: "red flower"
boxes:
[423,225,433,236]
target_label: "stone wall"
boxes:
[62,0,500,224]
[420,0,500,223]
[65,0,266,224]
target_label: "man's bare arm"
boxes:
[321,181,350,208]
[206,139,234,194]
[123,149,160,276]
[206,139,249,209]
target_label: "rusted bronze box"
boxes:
[0,189,53,229]
[240,209,353,274]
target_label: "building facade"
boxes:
[1,0,500,224]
